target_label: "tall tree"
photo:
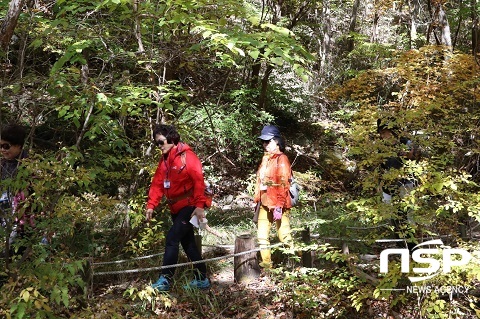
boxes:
[250,0,318,109]
[428,0,453,48]
[0,0,25,49]
[473,0,480,57]
[320,0,333,77]
[347,0,361,52]
[408,0,421,49]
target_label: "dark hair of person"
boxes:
[1,124,26,146]
[272,135,285,152]
[153,124,181,145]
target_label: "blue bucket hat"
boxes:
[258,125,281,140]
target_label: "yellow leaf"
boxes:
[21,290,30,302]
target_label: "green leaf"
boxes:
[30,38,43,49]
[16,303,26,319]
[248,15,260,26]
[61,287,69,307]
[96,93,108,104]
[433,182,444,192]
[271,57,283,66]
[248,50,260,59]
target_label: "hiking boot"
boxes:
[151,275,170,291]
[183,278,211,290]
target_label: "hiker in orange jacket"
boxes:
[146,124,210,291]
[254,125,293,268]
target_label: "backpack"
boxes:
[289,175,300,207]
[180,152,214,208]
[277,155,300,207]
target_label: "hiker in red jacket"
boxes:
[146,124,210,291]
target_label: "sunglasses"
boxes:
[155,139,167,146]
[261,139,272,144]
[0,143,11,150]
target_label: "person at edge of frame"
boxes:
[145,124,210,291]
[253,125,294,269]
[377,118,421,252]
[0,124,36,260]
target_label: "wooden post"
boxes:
[340,225,349,255]
[459,224,467,240]
[301,227,313,268]
[195,234,202,255]
[82,259,93,298]
[234,234,260,284]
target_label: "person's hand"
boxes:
[192,207,205,222]
[273,206,282,221]
[146,208,154,222]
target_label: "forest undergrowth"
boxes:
[79,197,480,319]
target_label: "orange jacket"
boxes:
[254,153,292,209]
[147,143,206,214]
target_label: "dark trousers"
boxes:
[161,206,207,280]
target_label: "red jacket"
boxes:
[254,152,292,209]
[147,143,206,214]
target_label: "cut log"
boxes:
[234,234,260,284]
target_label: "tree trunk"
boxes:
[371,11,379,43]
[258,65,273,110]
[408,0,421,49]
[234,234,261,284]
[301,228,313,267]
[347,0,360,52]
[472,0,480,56]
[132,0,145,53]
[0,0,25,50]
[250,61,261,89]
[427,0,452,49]
[320,0,331,71]
[436,3,452,47]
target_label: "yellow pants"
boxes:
[257,205,292,267]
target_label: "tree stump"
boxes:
[234,234,260,284]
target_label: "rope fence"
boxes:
[346,224,389,230]
[92,242,283,276]
[92,252,165,266]
[89,231,464,277]
[315,234,456,243]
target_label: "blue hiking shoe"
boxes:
[151,275,170,291]
[183,278,211,290]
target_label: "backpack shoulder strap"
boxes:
[179,151,188,173]
[180,151,186,166]
[276,154,294,181]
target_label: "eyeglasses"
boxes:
[0,143,11,150]
[155,139,167,146]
